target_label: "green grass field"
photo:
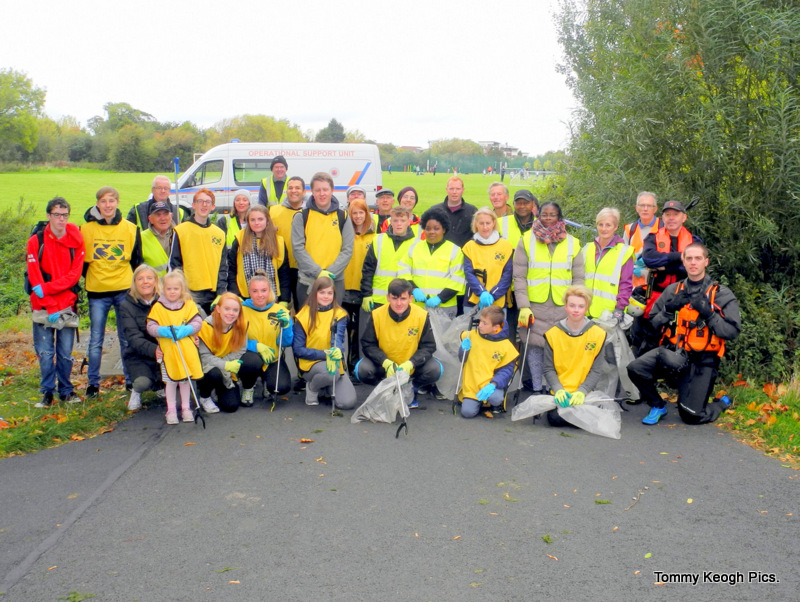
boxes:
[0,169,551,226]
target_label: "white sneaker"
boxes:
[200,397,220,413]
[182,409,194,423]
[305,388,319,406]
[241,388,255,407]
[165,411,179,425]
[127,390,142,411]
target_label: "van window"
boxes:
[233,160,272,186]
[185,160,223,187]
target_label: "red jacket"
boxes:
[27,223,85,313]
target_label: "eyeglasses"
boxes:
[49,212,70,219]
[153,186,170,191]
[637,204,656,209]
[194,200,214,206]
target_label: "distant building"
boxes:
[478,141,521,157]
[397,146,424,153]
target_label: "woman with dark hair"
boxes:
[292,276,357,410]
[513,201,584,394]
[397,206,465,319]
[119,264,163,411]
[227,205,290,303]
[381,186,422,238]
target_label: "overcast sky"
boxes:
[3,0,577,156]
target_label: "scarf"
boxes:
[242,237,278,297]
[532,220,567,245]
[473,231,500,245]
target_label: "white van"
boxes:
[173,142,383,211]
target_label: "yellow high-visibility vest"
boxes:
[522,232,579,306]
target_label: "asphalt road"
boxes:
[1,386,797,601]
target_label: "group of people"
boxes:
[27,157,740,430]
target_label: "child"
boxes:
[292,276,357,409]
[240,271,293,406]
[146,270,203,425]
[458,306,519,418]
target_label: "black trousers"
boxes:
[354,356,441,389]
[627,348,725,425]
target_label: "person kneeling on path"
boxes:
[543,285,610,427]
[458,306,519,418]
[355,278,440,409]
[292,276,357,410]
[196,293,260,413]
[627,243,741,425]
[240,271,293,407]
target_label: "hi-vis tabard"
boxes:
[302,208,346,270]
[173,221,226,292]
[222,214,243,249]
[398,240,466,308]
[344,231,376,293]
[198,320,241,359]
[461,238,514,306]
[497,213,523,250]
[294,306,347,373]
[644,226,694,318]
[583,241,634,318]
[371,304,428,365]
[371,233,416,304]
[269,204,302,268]
[148,300,203,381]
[544,324,606,393]
[242,305,283,355]
[523,233,580,305]
[140,229,170,276]
[670,282,726,357]
[459,329,518,401]
[81,219,139,293]
[231,229,286,298]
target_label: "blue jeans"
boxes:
[33,322,77,397]
[461,389,506,418]
[88,292,130,387]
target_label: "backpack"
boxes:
[24,221,80,296]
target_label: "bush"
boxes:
[0,200,37,317]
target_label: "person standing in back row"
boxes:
[259,155,288,206]
[430,176,477,248]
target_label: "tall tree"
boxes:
[315,118,346,143]
[207,114,306,146]
[0,68,46,153]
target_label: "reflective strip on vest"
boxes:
[402,240,465,306]
[262,177,287,205]
[372,234,415,302]
[523,233,578,305]
[583,242,634,316]
[224,215,242,248]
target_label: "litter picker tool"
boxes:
[266,312,283,412]
[511,314,534,409]
[169,326,205,429]
[329,317,341,417]
[394,367,408,438]
[452,307,482,415]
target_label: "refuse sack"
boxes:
[31,309,80,330]
[427,308,474,399]
[351,370,413,424]
[511,391,622,439]
[594,312,639,401]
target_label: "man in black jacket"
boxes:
[628,243,741,425]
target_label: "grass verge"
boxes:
[716,381,800,468]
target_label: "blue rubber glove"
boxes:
[173,325,194,340]
[157,326,176,341]
[479,291,494,309]
[47,312,60,323]
[554,389,571,408]
[412,288,427,303]
[633,257,646,278]
[425,295,441,308]
[476,383,496,402]
[32,285,44,299]
[460,337,471,351]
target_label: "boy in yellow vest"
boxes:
[458,306,519,418]
[355,279,440,408]
[81,186,142,397]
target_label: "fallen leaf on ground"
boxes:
[644,553,652,559]
[299,438,315,443]
[47,566,56,571]
[546,555,558,561]
[184,442,195,446]
[453,535,461,540]
[687,498,693,504]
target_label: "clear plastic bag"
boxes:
[511,391,622,439]
[427,309,475,398]
[351,371,413,424]
[593,312,639,401]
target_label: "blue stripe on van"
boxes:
[355,162,371,185]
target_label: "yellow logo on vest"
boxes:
[407,327,420,336]
[492,350,505,361]
[585,342,597,351]
[94,243,124,260]
[212,236,224,246]
[494,252,506,261]
[332,219,339,227]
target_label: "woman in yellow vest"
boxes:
[217,189,252,249]
[582,207,634,321]
[240,272,293,407]
[543,285,609,427]
[227,205,289,303]
[462,207,514,311]
[196,293,259,413]
[146,270,203,424]
[397,206,466,320]
[292,276,357,410]
[342,199,376,371]
[513,201,584,394]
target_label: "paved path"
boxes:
[1,388,797,601]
